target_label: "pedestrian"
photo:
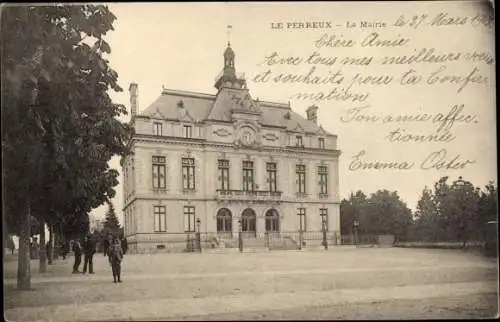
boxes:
[82,235,96,274]
[8,237,15,255]
[72,239,82,274]
[121,236,128,255]
[103,234,111,257]
[31,237,39,260]
[62,240,69,260]
[107,236,124,283]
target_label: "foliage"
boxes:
[340,189,413,240]
[2,4,132,288]
[410,186,443,242]
[103,201,121,237]
[411,176,497,246]
[2,4,132,235]
[340,191,367,234]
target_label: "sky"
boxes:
[89,1,496,223]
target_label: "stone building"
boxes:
[122,43,341,253]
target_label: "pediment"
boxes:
[179,108,195,122]
[151,108,167,120]
[316,125,328,136]
[293,123,305,133]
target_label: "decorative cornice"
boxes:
[132,135,341,157]
[123,195,341,210]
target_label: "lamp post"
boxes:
[298,210,305,250]
[455,176,468,248]
[353,220,360,246]
[321,217,328,250]
[238,219,243,252]
[196,218,201,252]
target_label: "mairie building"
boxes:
[122,43,341,253]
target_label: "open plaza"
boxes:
[3,247,499,321]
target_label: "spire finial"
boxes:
[227,25,232,46]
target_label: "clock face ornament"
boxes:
[239,127,256,146]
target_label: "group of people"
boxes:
[71,234,128,283]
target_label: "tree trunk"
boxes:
[53,224,59,260]
[17,201,31,290]
[47,224,53,265]
[39,219,46,273]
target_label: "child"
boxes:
[107,236,124,283]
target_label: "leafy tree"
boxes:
[340,191,367,235]
[363,190,413,241]
[340,190,412,242]
[477,182,498,225]
[412,186,442,242]
[103,201,121,237]
[2,4,132,289]
[439,177,480,246]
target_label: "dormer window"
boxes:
[318,138,325,149]
[296,135,303,147]
[184,125,192,138]
[153,122,162,136]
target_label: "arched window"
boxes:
[241,208,256,236]
[265,209,280,232]
[216,208,232,233]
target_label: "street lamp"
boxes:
[195,218,201,252]
[353,220,360,246]
[321,217,328,250]
[238,218,243,252]
[455,176,469,248]
[298,209,305,250]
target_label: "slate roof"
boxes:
[139,88,334,136]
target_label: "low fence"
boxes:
[125,231,399,253]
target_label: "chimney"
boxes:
[306,105,318,124]
[129,82,138,119]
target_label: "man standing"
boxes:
[61,240,69,260]
[120,236,128,255]
[82,235,96,274]
[7,237,15,255]
[72,239,82,274]
[103,234,111,257]
[108,236,124,283]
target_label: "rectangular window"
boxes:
[297,208,307,232]
[318,165,328,195]
[320,208,329,231]
[266,162,277,192]
[153,122,163,136]
[154,206,166,232]
[296,164,306,194]
[183,206,196,232]
[296,135,303,147]
[318,138,325,149]
[182,158,195,191]
[242,161,254,191]
[183,125,192,138]
[152,156,166,189]
[218,159,230,190]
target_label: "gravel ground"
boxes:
[3,248,499,321]
[161,294,499,320]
